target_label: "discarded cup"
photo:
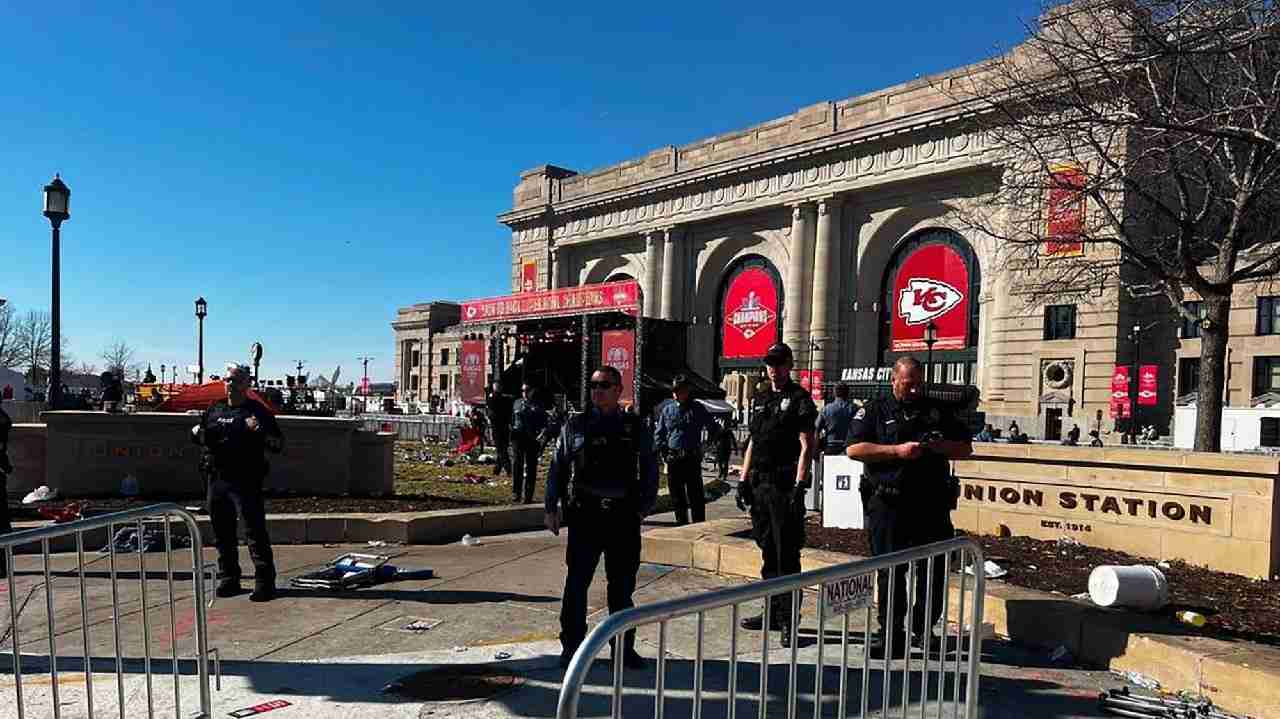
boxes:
[494,651,512,660]
[1176,610,1206,628]
[460,534,480,547]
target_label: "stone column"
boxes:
[660,226,681,321]
[643,231,663,318]
[783,203,815,356]
[549,247,561,289]
[809,197,841,377]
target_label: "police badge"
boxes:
[781,397,791,411]
[928,408,940,424]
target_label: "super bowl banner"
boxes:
[1110,365,1131,418]
[462,280,640,324]
[1138,364,1158,406]
[722,266,779,359]
[521,259,538,293]
[1044,164,1087,257]
[891,244,969,352]
[459,339,486,404]
[600,330,635,405]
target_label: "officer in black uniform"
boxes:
[545,365,658,670]
[192,364,284,602]
[845,356,972,658]
[510,383,549,503]
[736,343,817,647]
[486,382,514,476]
[0,403,12,579]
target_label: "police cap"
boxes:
[764,343,793,366]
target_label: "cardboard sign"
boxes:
[1138,364,1158,406]
[822,572,874,618]
[459,339,486,404]
[721,266,779,359]
[891,244,969,352]
[601,329,635,404]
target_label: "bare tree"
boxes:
[953,0,1280,451]
[75,361,98,377]
[101,340,139,379]
[13,310,73,384]
[0,302,17,370]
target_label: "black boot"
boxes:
[250,575,276,602]
[867,633,908,660]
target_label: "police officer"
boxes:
[510,383,549,503]
[816,383,854,454]
[486,381,514,476]
[546,365,658,669]
[0,403,12,579]
[192,363,284,602]
[736,343,817,647]
[653,374,717,525]
[845,357,972,658]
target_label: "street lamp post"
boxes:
[160,364,167,385]
[1129,323,1141,445]
[924,321,939,389]
[195,297,207,384]
[43,175,70,409]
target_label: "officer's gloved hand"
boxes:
[735,481,753,511]
[791,483,810,510]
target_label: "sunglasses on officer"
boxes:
[588,380,615,390]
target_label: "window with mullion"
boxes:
[1258,297,1280,335]
[1043,305,1077,340]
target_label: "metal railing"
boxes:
[557,537,985,719]
[2,503,215,719]
[361,415,468,442]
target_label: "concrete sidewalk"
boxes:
[2,492,1123,718]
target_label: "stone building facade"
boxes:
[494,50,1280,439]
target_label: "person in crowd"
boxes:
[735,343,816,648]
[545,365,658,670]
[654,375,718,525]
[815,383,854,454]
[487,381,514,476]
[510,383,550,503]
[846,357,972,659]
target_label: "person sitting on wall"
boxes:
[975,424,994,442]
[1064,424,1081,446]
[1089,429,1104,447]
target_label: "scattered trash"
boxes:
[1048,645,1074,666]
[99,526,191,554]
[22,485,59,504]
[120,474,140,497]
[290,553,390,590]
[367,540,388,548]
[38,502,83,523]
[460,534,480,547]
[1111,669,1161,691]
[493,651,512,660]
[404,620,438,632]
[1156,560,1171,570]
[1089,565,1168,610]
[965,560,1008,579]
[439,458,455,467]
[476,453,496,464]
[1071,592,1091,601]
[1056,536,1081,548]
[1098,687,1244,719]
[1175,610,1206,628]
[452,646,468,653]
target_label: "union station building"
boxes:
[394,46,1280,441]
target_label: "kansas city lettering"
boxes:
[962,482,1213,525]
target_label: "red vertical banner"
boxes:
[601,330,635,406]
[521,259,538,293]
[721,266,779,359]
[1044,164,1087,257]
[798,370,824,402]
[1138,364,1158,406]
[1110,366,1131,418]
[459,339,486,404]
[891,244,970,352]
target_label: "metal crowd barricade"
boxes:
[2,503,215,719]
[557,537,985,719]
[362,415,468,443]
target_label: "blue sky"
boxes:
[0,1,1038,383]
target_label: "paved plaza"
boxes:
[1,493,1123,718]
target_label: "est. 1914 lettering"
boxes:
[1040,519,1091,533]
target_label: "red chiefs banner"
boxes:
[601,330,636,405]
[891,244,969,352]
[1044,164,1087,257]
[462,280,640,324]
[459,339,486,404]
[722,266,779,359]
[1138,364,1158,406]
[798,369,824,402]
[521,259,538,293]
[1110,365,1131,418]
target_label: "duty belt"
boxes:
[572,494,632,511]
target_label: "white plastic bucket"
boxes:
[1087,565,1169,610]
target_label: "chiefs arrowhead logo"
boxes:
[897,278,964,325]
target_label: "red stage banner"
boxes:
[1044,164,1087,257]
[722,266,779,359]
[891,244,969,352]
[798,369,824,402]
[461,280,640,324]
[1110,365,1131,418]
[459,339,486,404]
[1138,364,1158,406]
[600,329,636,405]
[521,259,538,293]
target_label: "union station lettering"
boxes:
[961,482,1214,526]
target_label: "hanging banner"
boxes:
[1044,164,1087,257]
[891,244,970,352]
[521,259,539,293]
[601,330,636,405]
[1110,366,1131,418]
[722,266,779,360]
[1138,364,1158,406]
[462,280,640,324]
[798,369,824,402]
[459,339,486,404]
